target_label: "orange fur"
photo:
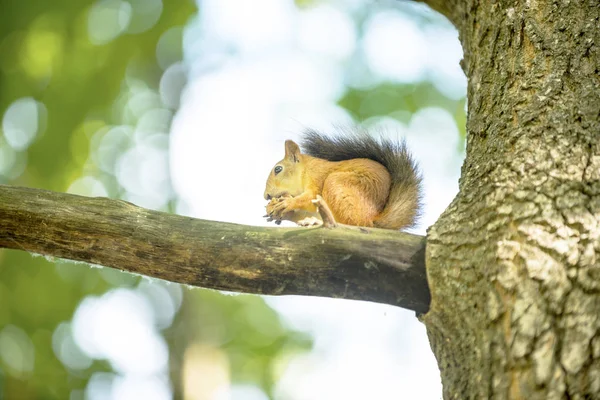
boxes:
[264,139,407,228]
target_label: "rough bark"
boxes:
[423,0,600,399]
[0,185,430,313]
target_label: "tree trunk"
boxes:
[423,1,600,398]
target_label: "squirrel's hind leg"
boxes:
[296,215,323,227]
[321,172,382,227]
[284,209,322,227]
[312,195,337,228]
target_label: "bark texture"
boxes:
[0,185,430,313]
[423,0,600,398]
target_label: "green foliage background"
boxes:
[0,1,312,398]
[0,0,465,399]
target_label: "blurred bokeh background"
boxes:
[0,0,466,398]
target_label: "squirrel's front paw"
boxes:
[267,197,295,220]
[265,199,280,221]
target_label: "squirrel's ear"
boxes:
[284,140,301,162]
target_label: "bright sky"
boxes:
[168,0,464,399]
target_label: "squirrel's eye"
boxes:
[274,166,283,174]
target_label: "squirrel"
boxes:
[264,128,422,230]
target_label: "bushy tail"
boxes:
[301,128,422,230]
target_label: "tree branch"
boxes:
[0,185,430,313]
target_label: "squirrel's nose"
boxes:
[265,193,272,201]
